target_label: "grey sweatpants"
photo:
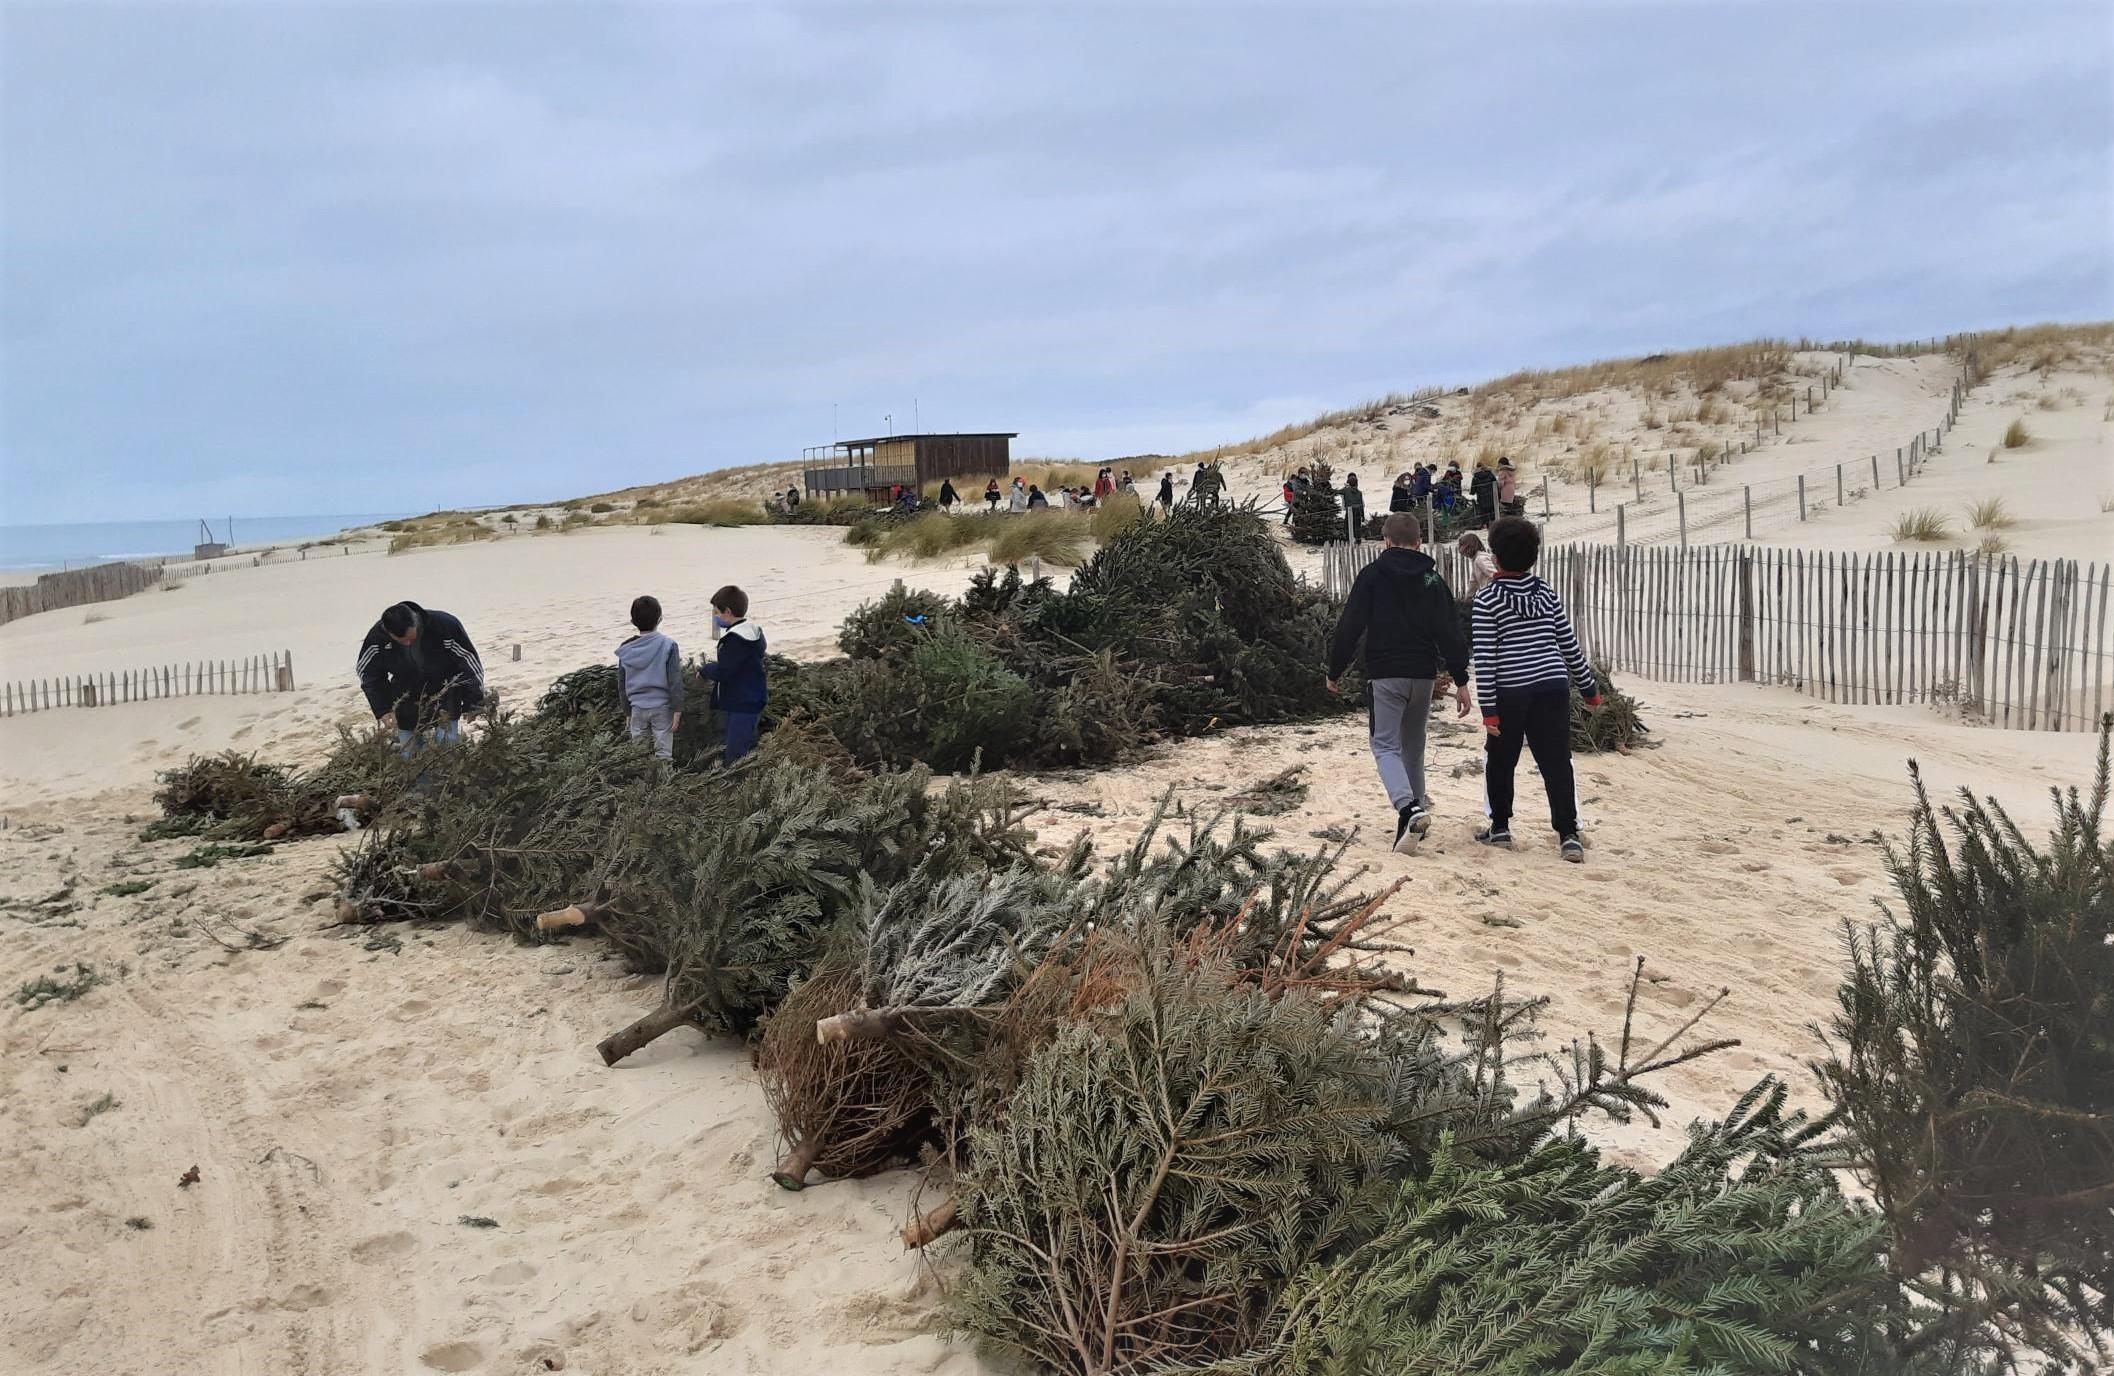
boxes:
[1367,677,1434,812]
[628,704,675,760]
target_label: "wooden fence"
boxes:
[3,650,295,717]
[1320,543,2110,732]
[0,562,163,628]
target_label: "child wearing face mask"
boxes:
[698,584,767,763]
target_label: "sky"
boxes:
[2,2,2109,524]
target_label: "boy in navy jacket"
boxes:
[699,584,767,763]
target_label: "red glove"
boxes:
[1482,715,1502,732]
[1584,694,1604,708]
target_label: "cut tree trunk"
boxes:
[597,1002,693,1066]
[901,1196,959,1249]
[814,1007,913,1045]
[535,900,605,933]
[772,1137,824,1192]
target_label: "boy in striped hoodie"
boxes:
[1470,517,1602,861]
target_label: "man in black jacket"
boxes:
[1325,514,1473,852]
[356,601,486,751]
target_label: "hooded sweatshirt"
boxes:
[1327,546,1470,684]
[1469,573,1599,727]
[701,619,768,714]
[615,630,685,712]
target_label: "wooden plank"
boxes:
[2094,563,2110,728]
[2025,559,2048,729]
[2004,558,2027,728]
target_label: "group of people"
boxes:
[356,588,769,767]
[1384,456,1518,527]
[1278,467,1370,531]
[1327,512,1600,861]
[360,502,1592,861]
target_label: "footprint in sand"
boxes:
[351,1231,418,1265]
[178,716,201,730]
[419,1341,486,1372]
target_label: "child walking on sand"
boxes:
[699,585,767,764]
[616,595,684,760]
[1325,513,1473,853]
[1470,517,1601,861]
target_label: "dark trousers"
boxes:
[1485,686,1577,835]
[724,711,760,764]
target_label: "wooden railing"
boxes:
[3,651,295,717]
[1320,543,2110,732]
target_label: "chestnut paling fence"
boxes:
[2,651,296,717]
[1321,542,2111,733]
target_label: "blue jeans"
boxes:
[395,718,462,757]
[723,711,759,763]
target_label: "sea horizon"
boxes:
[0,513,405,573]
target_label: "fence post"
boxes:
[1587,466,1596,513]
[1677,491,1687,549]
[1873,454,1881,489]
[1896,450,1904,486]
[1743,485,1752,540]
[1632,458,1642,502]
[1737,549,1756,682]
[1836,463,1844,506]
[1797,474,1807,520]
[1616,504,1626,548]
[1540,478,1550,521]
[1669,459,1677,493]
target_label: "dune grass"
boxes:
[2002,418,2032,449]
[870,512,991,563]
[664,501,769,527]
[1889,508,1952,543]
[388,524,496,554]
[1088,493,1147,542]
[1977,535,2011,557]
[1964,496,2015,530]
[986,512,1088,568]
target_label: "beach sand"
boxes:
[1,348,2109,1375]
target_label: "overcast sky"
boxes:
[3,2,2108,523]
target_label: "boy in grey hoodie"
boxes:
[616,595,684,760]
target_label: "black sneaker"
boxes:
[1561,834,1586,863]
[1393,804,1429,854]
[1407,802,1432,837]
[1474,826,1514,849]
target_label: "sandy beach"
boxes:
[2,343,2109,1375]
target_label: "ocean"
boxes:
[0,514,404,573]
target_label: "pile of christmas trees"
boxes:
[770,503,1348,771]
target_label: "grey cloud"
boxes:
[2,2,2107,521]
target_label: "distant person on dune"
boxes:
[938,478,958,511]
[1158,472,1175,513]
[357,601,485,755]
[986,479,1003,512]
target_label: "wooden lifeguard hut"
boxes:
[800,433,1017,500]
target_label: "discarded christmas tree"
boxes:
[1287,462,1346,545]
[1815,719,2114,1367]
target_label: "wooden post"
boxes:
[1677,491,1687,550]
[1587,466,1596,513]
[1873,454,1882,490]
[1632,458,1642,502]
[1836,463,1844,506]
[1540,478,1550,521]
[1797,474,1807,521]
[1615,504,1626,548]
[1896,450,1904,486]
[1743,485,1753,540]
